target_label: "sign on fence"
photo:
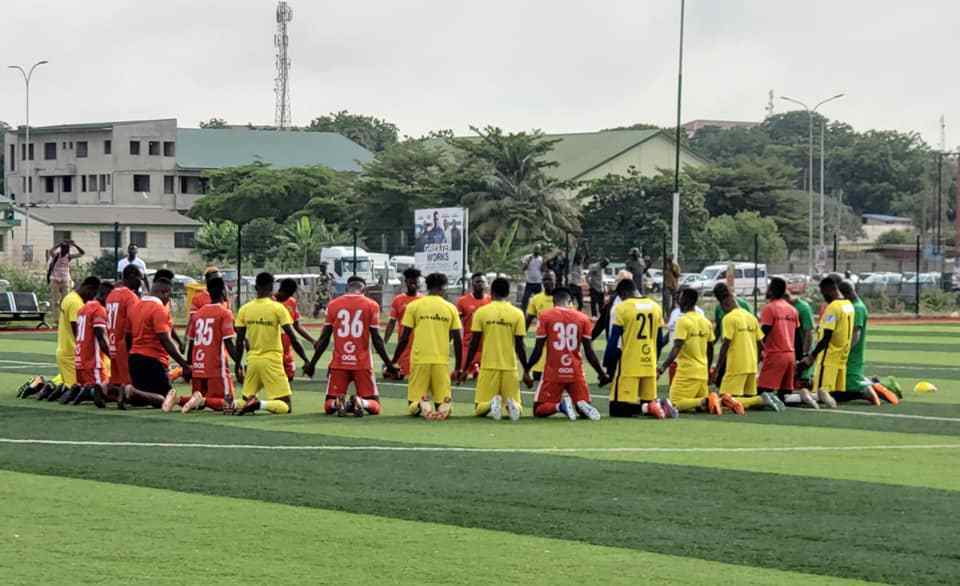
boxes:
[414,207,468,285]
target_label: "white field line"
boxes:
[801,409,960,423]
[0,438,958,454]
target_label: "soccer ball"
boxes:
[913,381,938,394]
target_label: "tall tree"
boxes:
[707,211,788,263]
[280,216,347,269]
[199,117,228,129]
[307,110,399,152]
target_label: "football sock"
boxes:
[737,395,765,409]
[362,399,381,415]
[324,398,339,414]
[534,402,559,417]
[260,400,290,414]
[672,398,703,412]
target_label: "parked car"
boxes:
[857,272,903,296]
[678,273,709,292]
[773,273,808,295]
[700,262,769,296]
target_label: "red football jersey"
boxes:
[189,303,236,379]
[105,286,139,357]
[390,293,420,364]
[326,293,381,370]
[456,293,491,339]
[535,306,594,383]
[276,295,300,359]
[74,301,109,371]
[759,298,799,354]
[129,297,173,366]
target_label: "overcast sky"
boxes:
[2,0,957,147]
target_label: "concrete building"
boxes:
[1,119,373,266]
[682,119,760,138]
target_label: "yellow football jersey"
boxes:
[471,300,525,371]
[612,296,663,378]
[57,291,84,356]
[402,295,462,365]
[674,311,715,380]
[236,297,292,359]
[818,299,855,368]
[525,291,554,372]
[721,308,764,376]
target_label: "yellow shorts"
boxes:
[813,361,846,392]
[408,363,452,405]
[670,377,709,401]
[475,369,521,405]
[56,348,77,387]
[719,373,757,397]
[610,375,657,403]
[242,356,292,400]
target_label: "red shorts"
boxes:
[283,352,295,381]
[191,374,234,398]
[534,377,591,405]
[326,368,378,398]
[110,348,131,385]
[758,352,795,391]
[77,368,109,386]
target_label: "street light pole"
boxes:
[671,0,685,261]
[8,60,48,263]
[779,93,844,276]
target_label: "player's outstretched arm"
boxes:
[234,327,246,382]
[369,327,397,375]
[294,318,316,346]
[658,339,685,378]
[223,338,241,366]
[383,318,397,345]
[527,338,546,372]
[583,337,609,386]
[464,333,482,374]
[94,327,110,358]
[283,324,313,377]
[451,328,463,374]
[513,336,533,388]
[170,327,185,354]
[309,325,333,371]
[656,328,668,356]
[604,325,623,376]
[714,339,730,385]
[800,330,832,367]
[392,328,411,365]
[159,331,191,377]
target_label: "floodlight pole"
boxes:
[8,60,48,262]
[671,0,685,261]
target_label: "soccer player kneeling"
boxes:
[659,289,722,415]
[392,273,463,421]
[798,278,855,409]
[713,283,786,414]
[526,288,608,421]
[67,282,114,406]
[234,273,314,415]
[606,278,674,419]
[463,277,531,421]
[166,277,241,414]
[308,276,396,417]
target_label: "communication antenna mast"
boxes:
[274,1,293,129]
[939,115,947,151]
[765,89,775,119]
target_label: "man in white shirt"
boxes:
[520,245,544,311]
[117,244,149,287]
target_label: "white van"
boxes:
[320,246,374,285]
[700,262,768,296]
[391,255,416,274]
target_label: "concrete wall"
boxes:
[575,137,707,182]
[111,120,178,208]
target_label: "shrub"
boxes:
[876,229,914,246]
[0,262,50,302]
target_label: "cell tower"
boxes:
[274,1,293,129]
[765,89,775,119]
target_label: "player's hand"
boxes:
[597,373,611,387]
[385,363,400,378]
[235,365,245,385]
[303,362,315,378]
[656,367,664,380]
[798,356,811,369]
[181,365,192,382]
[522,371,534,389]
[453,370,465,384]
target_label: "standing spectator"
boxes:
[569,251,585,311]
[587,258,608,317]
[117,244,149,288]
[625,248,645,293]
[546,250,569,286]
[520,245,544,311]
[312,262,335,318]
[46,240,85,326]
[663,254,681,314]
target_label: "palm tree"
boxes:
[281,216,346,269]
[471,221,532,275]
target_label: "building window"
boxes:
[81,175,87,192]
[77,141,88,158]
[129,141,140,155]
[53,230,72,244]
[163,141,175,157]
[8,145,14,171]
[44,177,55,193]
[163,175,175,194]
[133,174,150,192]
[99,231,121,248]
[28,177,32,193]
[62,176,73,193]
[89,174,98,192]
[29,144,34,161]
[148,141,160,156]
[130,231,147,248]
[21,144,26,161]
[100,174,111,190]
[104,140,112,155]
[44,142,57,160]
[0,233,5,252]
[174,232,196,249]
